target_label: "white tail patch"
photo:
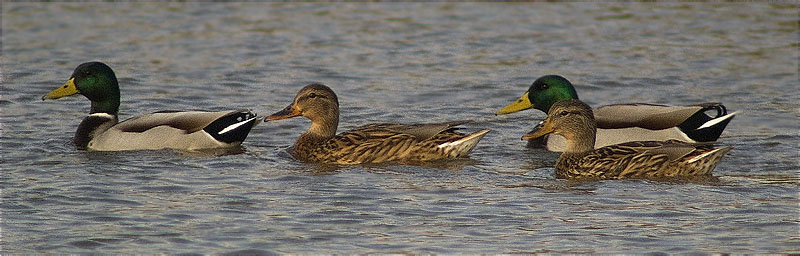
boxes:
[688,147,728,163]
[437,129,491,149]
[698,111,738,130]
[218,116,257,135]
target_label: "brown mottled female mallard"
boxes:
[523,99,732,180]
[266,83,490,164]
[498,75,737,152]
[42,62,259,151]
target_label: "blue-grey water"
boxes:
[2,3,798,254]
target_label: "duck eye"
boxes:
[558,110,569,116]
[535,83,548,90]
[308,92,317,99]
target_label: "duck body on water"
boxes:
[266,84,490,165]
[523,99,732,180]
[42,62,260,151]
[43,64,734,178]
[498,75,737,152]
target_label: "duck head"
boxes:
[267,83,340,138]
[43,61,121,115]
[522,99,596,153]
[497,75,579,115]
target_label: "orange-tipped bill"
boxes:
[521,119,554,140]
[266,105,301,121]
[42,78,79,100]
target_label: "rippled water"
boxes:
[2,3,798,254]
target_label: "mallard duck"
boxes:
[266,83,490,164]
[497,75,737,152]
[42,61,260,151]
[523,99,732,180]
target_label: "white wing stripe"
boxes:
[698,112,738,130]
[218,117,256,135]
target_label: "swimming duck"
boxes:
[42,61,259,151]
[497,75,737,152]
[266,83,490,164]
[524,99,732,180]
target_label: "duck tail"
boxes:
[683,145,733,176]
[678,103,737,142]
[204,110,260,144]
[437,129,491,157]
[688,145,733,163]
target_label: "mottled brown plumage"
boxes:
[523,99,732,180]
[267,84,490,164]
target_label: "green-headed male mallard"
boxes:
[266,83,490,164]
[42,61,259,151]
[524,99,732,180]
[498,75,737,152]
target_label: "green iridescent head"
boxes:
[497,75,580,114]
[43,61,121,115]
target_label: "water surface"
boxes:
[2,3,798,254]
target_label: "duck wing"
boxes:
[89,109,258,151]
[309,120,479,164]
[568,141,725,179]
[594,103,706,129]
[115,110,240,133]
[353,120,472,140]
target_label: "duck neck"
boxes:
[296,111,339,148]
[561,127,596,154]
[90,98,120,115]
[85,73,121,115]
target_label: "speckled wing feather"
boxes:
[557,141,729,180]
[558,141,665,179]
[354,120,472,140]
[317,128,417,164]
[298,121,483,164]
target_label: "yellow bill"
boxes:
[42,78,79,100]
[497,92,533,115]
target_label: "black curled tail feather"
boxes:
[677,103,735,142]
[695,103,727,118]
[203,111,259,144]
